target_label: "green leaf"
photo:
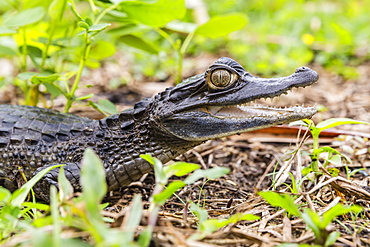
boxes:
[22,202,50,211]
[92,99,118,115]
[30,74,60,84]
[189,202,208,223]
[121,194,143,242]
[75,94,94,101]
[19,45,43,58]
[81,148,107,205]
[78,21,90,30]
[140,154,167,184]
[121,0,186,27]
[43,83,62,97]
[321,204,362,228]
[57,167,74,201]
[228,213,260,223]
[120,35,158,54]
[325,232,340,247]
[301,209,321,237]
[163,162,200,177]
[259,191,300,216]
[89,40,116,60]
[108,24,153,36]
[89,23,111,32]
[153,181,185,205]
[11,165,62,207]
[316,118,369,130]
[4,7,45,28]
[165,21,197,33]
[48,0,68,20]
[18,72,38,80]
[184,167,229,185]
[0,45,17,56]
[0,26,17,36]
[0,187,11,203]
[195,13,248,38]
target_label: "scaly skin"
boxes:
[0,57,318,201]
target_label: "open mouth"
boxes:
[205,104,316,119]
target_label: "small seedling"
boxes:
[290,118,370,177]
[259,191,362,246]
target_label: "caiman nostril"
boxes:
[295,67,308,73]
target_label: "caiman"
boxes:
[0,57,319,201]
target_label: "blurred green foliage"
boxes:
[203,0,370,76]
[0,0,369,108]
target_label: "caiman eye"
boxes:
[207,69,238,89]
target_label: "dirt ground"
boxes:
[1,55,369,246]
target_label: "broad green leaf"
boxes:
[140,154,166,184]
[43,83,62,97]
[11,164,62,207]
[21,202,50,211]
[327,154,341,166]
[259,191,300,216]
[108,24,152,36]
[153,181,185,205]
[30,74,59,84]
[19,46,43,58]
[81,148,107,205]
[165,21,197,33]
[121,194,143,242]
[48,0,67,20]
[189,202,208,223]
[121,0,186,27]
[228,213,260,223]
[93,99,119,115]
[321,204,362,228]
[89,40,116,60]
[184,167,229,185]
[0,26,17,36]
[4,7,45,28]
[199,218,229,235]
[301,209,321,236]
[0,187,11,203]
[163,162,200,177]
[314,146,352,164]
[75,94,94,101]
[89,23,111,32]
[18,72,38,80]
[120,35,158,54]
[316,118,369,130]
[78,21,90,30]
[57,167,74,200]
[0,45,17,56]
[325,232,340,247]
[195,13,248,38]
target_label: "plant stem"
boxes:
[94,4,117,24]
[64,32,91,112]
[41,0,68,69]
[176,32,195,83]
[21,28,27,72]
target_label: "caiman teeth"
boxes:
[207,104,314,118]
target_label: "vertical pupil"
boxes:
[211,70,230,87]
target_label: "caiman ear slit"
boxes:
[206,68,238,89]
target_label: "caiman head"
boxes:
[146,57,319,142]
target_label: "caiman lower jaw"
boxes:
[206,104,317,119]
[162,104,317,142]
